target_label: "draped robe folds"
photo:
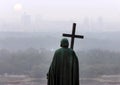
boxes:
[47,47,79,85]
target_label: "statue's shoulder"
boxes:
[68,48,74,52]
[54,48,62,54]
[55,48,75,54]
[68,48,77,56]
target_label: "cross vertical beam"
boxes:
[63,23,84,49]
[71,23,76,49]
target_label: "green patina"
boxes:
[47,38,79,85]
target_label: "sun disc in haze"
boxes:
[14,3,23,12]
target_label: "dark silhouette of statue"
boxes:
[47,38,79,85]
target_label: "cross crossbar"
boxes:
[62,23,84,49]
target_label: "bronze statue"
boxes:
[47,38,79,85]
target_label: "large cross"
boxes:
[63,23,84,49]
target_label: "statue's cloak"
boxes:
[47,47,79,85]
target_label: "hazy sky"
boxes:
[1,0,120,32]
[0,0,120,21]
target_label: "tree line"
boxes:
[0,48,120,78]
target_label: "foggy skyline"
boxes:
[0,0,120,32]
[0,0,120,21]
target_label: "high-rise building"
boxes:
[21,12,31,26]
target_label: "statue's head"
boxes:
[60,38,69,48]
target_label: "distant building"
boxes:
[21,12,31,26]
[97,17,104,28]
[82,17,90,29]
